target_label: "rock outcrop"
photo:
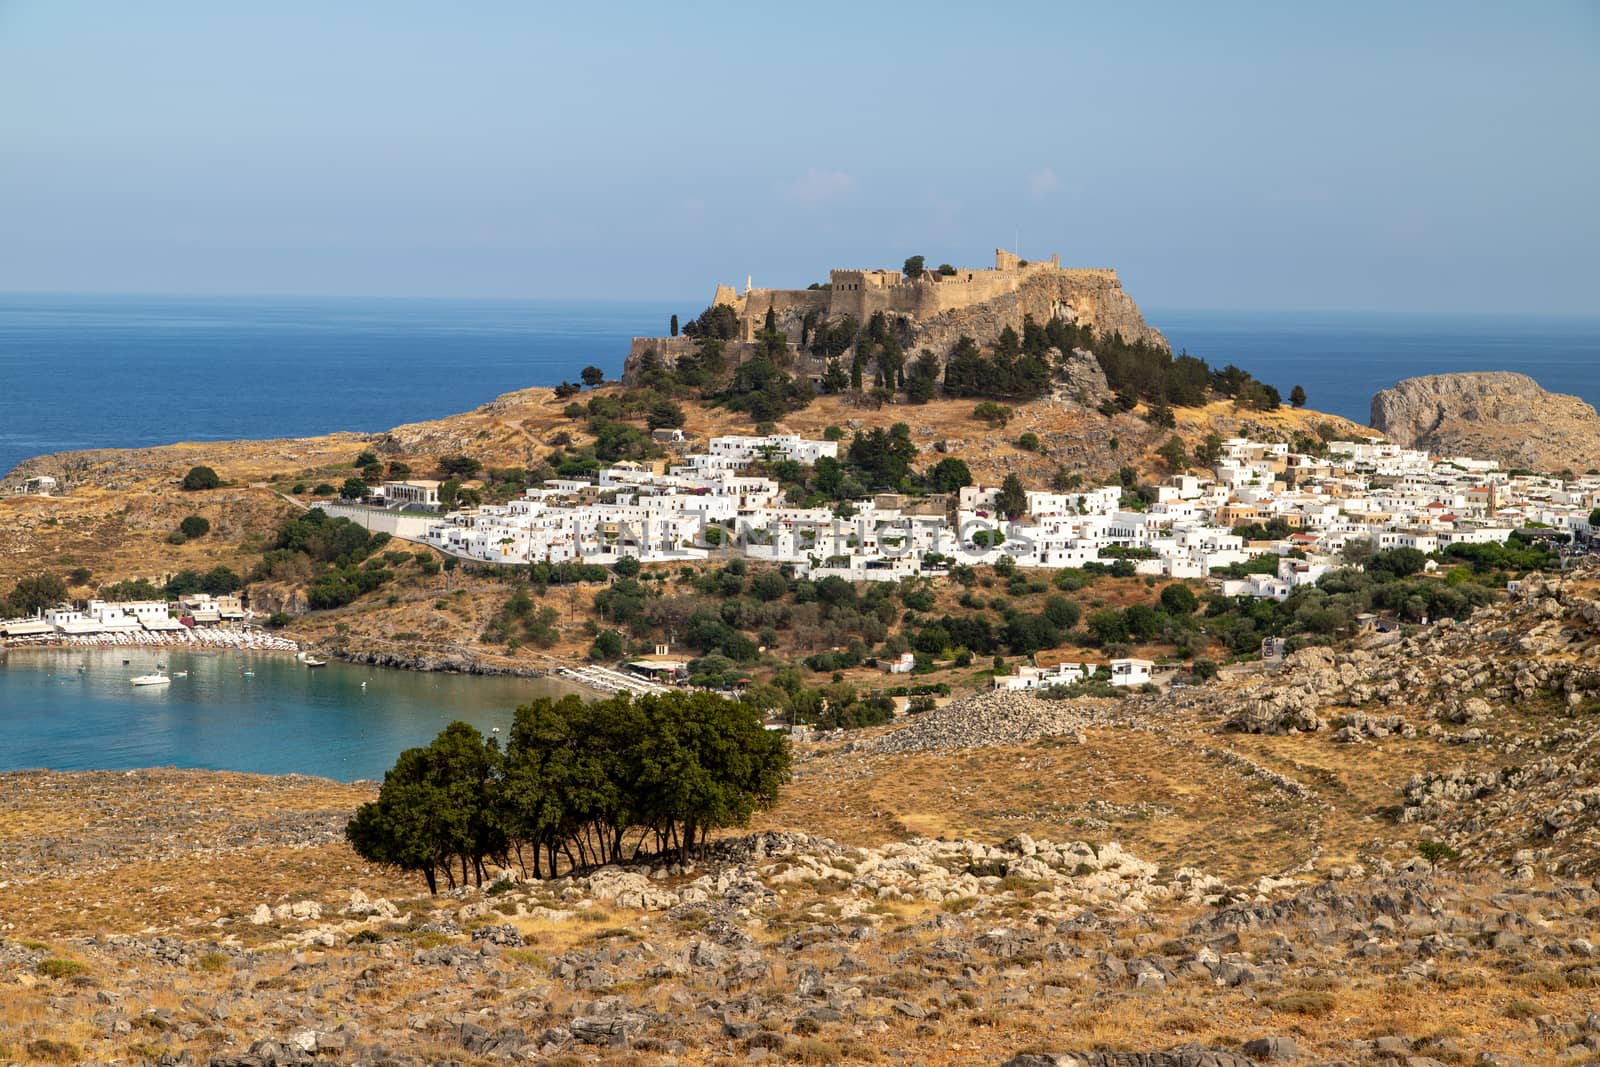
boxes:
[1370,372,1600,472]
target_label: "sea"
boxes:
[0,648,584,781]
[1,293,1596,777]
[0,295,1595,478]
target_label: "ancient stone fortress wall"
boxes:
[622,250,1164,383]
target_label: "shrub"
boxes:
[36,958,87,979]
[181,465,220,491]
[1017,431,1040,451]
[265,613,291,628]
[1268,990,1336,1016]
[24,1039,81,1064]
[179,515,211,539]
[973,401,1014,427]
[1417,840,1460,864]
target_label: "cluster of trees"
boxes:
[1197,538,1560,656]
[943,328,1053,401]
[346,692,790,892]
[646,298,1303,427]
[2,573,69,617]
[250,508,395,610]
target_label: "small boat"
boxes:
[303,656,327,668]
[172,670,188,678]
[241,669,255,678]
[130,672,171,687]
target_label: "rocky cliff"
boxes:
[623,268,1167,386]
[1370,371,1600,472]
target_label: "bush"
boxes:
[1417,840,1460,864]
[36,958,87,979]
[312,483,336,496]
[265,613,292,628]
[972,401,1014,427]
[1017,431,1040,451]
[179,515,211,539]
[181,465,220,491]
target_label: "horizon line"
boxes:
[2,288,1598,321]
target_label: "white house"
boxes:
[1109,658,1155,687]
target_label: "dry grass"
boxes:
[759,730,1320,880]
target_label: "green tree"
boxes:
[181,465,220,491]
[1156,435,1189,472]
[1086,608,1129,645]
[340,477,368,500]
[1369,546,1427,579]
[437,455,482,480]
[179,515,211,539]
[902,255,925,279]
[581,365,605,387]
[1289,384,1307,408]
[647,400,686,430]
[1160,583,1199,615]
[996,473,1028,520]
[6,573,69,615]
[669,313,679,337]
[751,570,789,602]
[346,721,504,894]
[1145,402,1176,429]
[626,691,791,861]
[927,457,973,493]
[354,450,379,468]
[589,629,624,660]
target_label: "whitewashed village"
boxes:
[6,431,1597,692]
[407,432,1595,577]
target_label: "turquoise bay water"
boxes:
[0,649,584,781]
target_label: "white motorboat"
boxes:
[130,672,171,686]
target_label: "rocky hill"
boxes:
[1191,562,1600,879]
[1370,371,1600,472]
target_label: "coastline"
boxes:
[1,627,298,654]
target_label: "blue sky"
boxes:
[1,1,1596,311]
